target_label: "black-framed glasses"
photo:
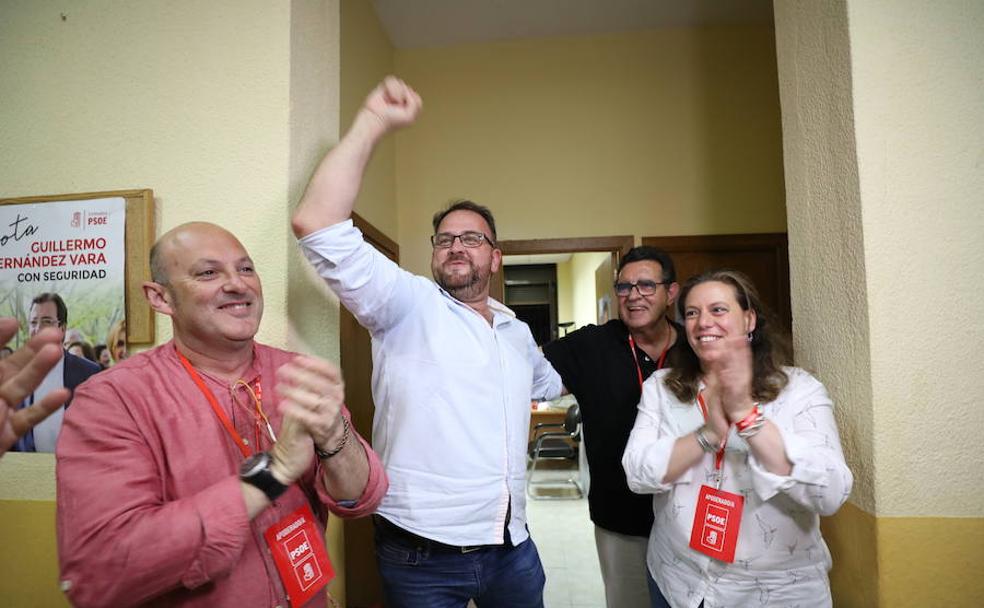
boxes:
[430,231,494,249]
[614,280,667,297]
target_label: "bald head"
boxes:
[143,221,263,354]
[150,222,243,286]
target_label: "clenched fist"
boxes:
[362,75,422,135]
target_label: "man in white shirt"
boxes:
[292,77,563,608]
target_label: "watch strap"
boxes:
[241,452,289,501]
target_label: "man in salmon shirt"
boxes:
[56,221,388,607]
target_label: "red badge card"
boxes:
[689,485,744,563]
[264,504,334,607]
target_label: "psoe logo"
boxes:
[285,531,312,566]
[71,212,81,228]
[86,212,109,227]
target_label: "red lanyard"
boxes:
[177,351,261,459]
[696,391,727,471]
[627,323,674,389]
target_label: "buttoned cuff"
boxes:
[748,423,829,502]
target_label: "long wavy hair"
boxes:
[664,270,792,403]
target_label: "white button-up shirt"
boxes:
[623,367,853,608]
[299,220,562,546]
[29,353,66,452]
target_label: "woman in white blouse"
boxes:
[622,270,852,608]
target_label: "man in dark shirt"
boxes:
[543,246,683,608]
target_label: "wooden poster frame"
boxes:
[0,189,156,344]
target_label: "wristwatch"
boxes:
[240,452,289,502]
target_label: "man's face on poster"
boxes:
[29,301,64,341]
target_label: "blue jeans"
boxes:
[647,570,673,608]
[647,570,703,608]
[374,521,546,608]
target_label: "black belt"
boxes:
[373,515,504,554]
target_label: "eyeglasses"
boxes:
[614,280,668,297]
[430,231,495,249]
[29,317,61,328]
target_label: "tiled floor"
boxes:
[526,471,605,608]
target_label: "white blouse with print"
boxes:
[623,367,853,608]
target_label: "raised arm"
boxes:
[292,76,422,238]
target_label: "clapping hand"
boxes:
[710,336,756,424]
[271,356,347,480]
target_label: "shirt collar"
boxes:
[171,340,261,387]
[434,284,516,325]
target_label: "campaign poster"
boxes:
[0,197,127,353]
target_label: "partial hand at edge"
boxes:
[0,320,70,455]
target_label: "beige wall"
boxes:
[393,26,787,277]
[0,0,294,348]
[777,0,984,523]
[775,0,984,605]
[287,0,341,361]
[773,0,875,512]
[847,0,984,519]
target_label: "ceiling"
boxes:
[371,0,774,49]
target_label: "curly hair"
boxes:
[664,270,792,403]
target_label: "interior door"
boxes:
[641,233,791,333]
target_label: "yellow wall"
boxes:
[393,26,787,277]
[555,259,573,327]
[0,498,64,607]
[0,454,65,605]
[775,0,984,605]
[570,252,611,330]
[848,0,984,520]
[339,0,397,239]
[0,0,294,348]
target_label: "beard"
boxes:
[432,254,489,301]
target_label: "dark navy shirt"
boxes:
[543,319,685,537]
